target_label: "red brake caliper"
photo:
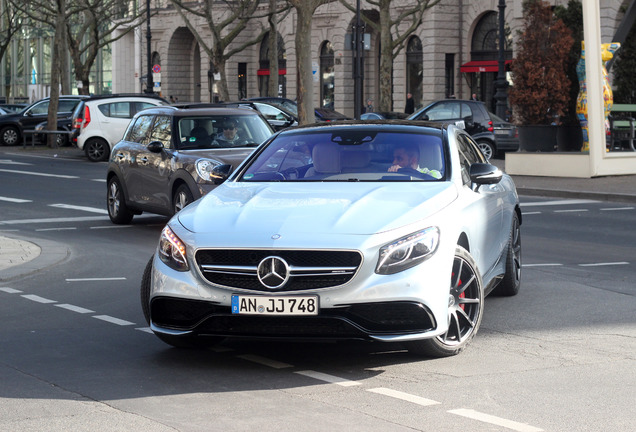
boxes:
[456,273,465,310]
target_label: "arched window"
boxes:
[320,41,335,109]
[406,36,423,109]
[258,31,286,97]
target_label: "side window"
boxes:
[456,133,484,185]
[108,102,132,118]
[27,101,49,116]
[59,100,80,112]
[258,104,286,121]
[135,102,158,114]
[425,102,459,121]
[125,115,154,143]
[149,115,172,148]
[460,103,474,121]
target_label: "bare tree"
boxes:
[288,0,332,124]
[267,0,280,97]
[341,0,440,112]
[1,1,25,93]
[170,0,289,102]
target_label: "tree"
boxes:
[613,23,636,104]
[288,0,332,124]
[170,0,288,102]
[555,0,583,126]
[340,0,441,112]
[1,1,25,90]
[509,0,573,125]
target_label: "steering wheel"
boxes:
[280,167,300,180]
[397,167,436,180]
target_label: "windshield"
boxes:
[177,114,272,150]
[239,129,446,182]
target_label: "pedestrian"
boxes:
[471,93,478,101]
[405,93,415,114]
[169,95,175,103]
[365,99,374,113]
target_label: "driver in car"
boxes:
[213,118,247,147]
[388,143,442,179]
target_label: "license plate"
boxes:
[231,295,319,315]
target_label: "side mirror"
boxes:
[211,164,232,184]
[421,114,429,121]
[469,163,502,190]
[147,141,164,153]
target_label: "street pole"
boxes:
[494,0,509,119]
[145,0,153,94]
[353,0,363,119]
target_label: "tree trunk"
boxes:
[378,1,393,112]
[294,5,315,124]
[47,0,64,148]
[267,0,279,98]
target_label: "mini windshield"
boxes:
[177,115,272,150]
[240,129,446,182]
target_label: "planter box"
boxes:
[518,125,557,152]
[556,125,584,151]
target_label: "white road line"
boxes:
[55,304,94,314]
[0,287,22,294]
[49,204,108,214]
[0,159,31,165]
[92,179,107,182]
[136,327,154,334]
[21,294,56,304]
[295,370,362,387]
[65,277,127,282]
[521,199,597,207]
[90,225,132,229]
[449,409,543,432]
[521,211,542,215]
[0,216,107,225]
[601,207,634,211]
[579,262,629,267]
[367,388,440,406]
[93,315,135,326]
[0,168,78,179]
[523,263,563,267]
[36,227,77,232]
[237,354,293,369]
[554,209,588,213]
[0,196,32,203]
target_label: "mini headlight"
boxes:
[376,227,440,275]
[195,159,222,182]
[158,226,189,271]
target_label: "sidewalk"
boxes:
[1,145,635,277]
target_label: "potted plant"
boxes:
[509,0,574,152]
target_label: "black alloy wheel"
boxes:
[107,176,134,224]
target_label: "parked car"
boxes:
[488,111,520,155]
[361,111,410,120]
[72,93,168,162]
[0,96,87,146]
[0,103,28,113]
[141,120,522,357]
[106,105,274,224]
[245,97,351,122]
[408,99,499,159]
[211,101,297,131]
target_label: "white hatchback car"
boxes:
[73,94,168,161]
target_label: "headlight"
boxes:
[195,159,222,182]
[376,227,440,275]
[158,226,189,271]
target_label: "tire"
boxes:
[1,126,20,146]
[85,138,110,162]
[173,184,194,215]
[406,246,484,358]
[140,257,153,325]
[493,212,522,296]
[477,140,496,160]
[107,176,134,224]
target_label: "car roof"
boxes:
[277,119,449,134]
[132,105,268,117]
[81,93,168,103]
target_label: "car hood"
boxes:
[177,181,458,236]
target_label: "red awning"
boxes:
[460,60,512,73]
[257,68,287,76]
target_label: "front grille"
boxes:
[195,249,363,292]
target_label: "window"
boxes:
[28,101,49,115]
[406,37,423,108]
[456,133,485,185]
[149,115,172,148]
[99,102,132,118]
[126,115,154,143]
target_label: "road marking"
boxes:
[65,277,127,282]
[523,263,563,267]
[238,354,294,369]
[0,287,22,294]
[93,315,135,326]
[521,211,541,215]
[49,204,108,214]
[0,196,32,203]
[92,179,106,183]
[579,262,629,267]
[295,370,361,387]
[36,227,77,232]
[55,304,94,314]
[600,207,634,211]
[554,209,588,213]
[0,159,31,165]
[520,199,597,207]
[0,216,107,225]
[136,327,153,334]
[449,409,543,432]
[0,168,78,179]
[90,225,132,230]
[367,388,440,406]
[21,294,56,304]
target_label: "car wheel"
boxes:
[140,257,153,325]
[173,184,194,214]
[477,140,496,160]
[107,176,134,224]
[1,126,20,146]
[493,212,521,296]
[85,138,110,162]
[406,246,484,357]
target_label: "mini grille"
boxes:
[195,249,363,292]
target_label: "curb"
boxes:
[0,234,71,282]
[516,187,636,204]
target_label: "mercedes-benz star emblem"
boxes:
[257,256,290,289]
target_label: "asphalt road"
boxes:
[1,149,635,432]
